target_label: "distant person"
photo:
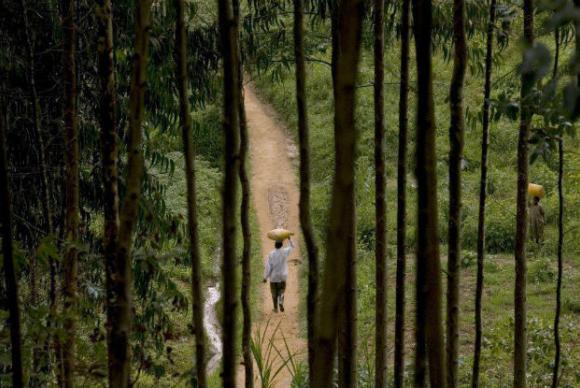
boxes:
[263,237,294,313]
[528,196,545,243]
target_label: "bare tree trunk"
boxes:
[472,1,496,387]
[174,0,208,386]
[551,138,563,388]
[312,1,363,386]
[231,0,253,386]
[292,0,319,382]
[447,0,467,386]
[217,0,241,385]
[411,0,447,387]
[551,24,564,388]
[105,1,152,385]
[373,0,387,386]
[394,1,410,386]
[62,0,80,381]
[514,2,533,387]
[0,102,24,388]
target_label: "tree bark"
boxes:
[551,138,563,388]
[312,1,363,387]
[514,2,533,387]
[472,1,496,387]
[373,0,387,387]
[394,1,410,386]
[62,0,80,382]
[292,0,319,383]
[447,0,467,386]
[217,0,241,385]
[232,0,253,386]
[106,0,152,385]
[411,0,447,387]
[0,101,24,388]
[174,0,208,385]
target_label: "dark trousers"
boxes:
[269,281,286,310]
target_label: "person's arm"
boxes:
[282,237,294,255]
[263,256,271,282]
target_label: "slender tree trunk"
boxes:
[551,24,564,388]
[231,0,253,386]
[62,0,80,382]
[514,2,533,387]
[0,102,24,388]
[218,0,241,385]
[94,0,125,385]
[293,0,319,382]
[312,1,363,387]
[373,0,387,387]
[394,1,410,386]
[174,0,208,386]
[472,1,496,387]
[551,138,563,388]
[447,0,467,386]
[411,1,447,387]
[106,1,152,385]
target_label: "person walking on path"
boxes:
[529,196,545,243]
[263,237,294,313]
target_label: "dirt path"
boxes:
[236,86,305,387]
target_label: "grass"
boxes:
[252,30,580,386]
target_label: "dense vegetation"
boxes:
[0,0,579,387]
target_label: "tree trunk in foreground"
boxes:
[394,1,410,386]
[0,102,24,388]
[472,1,496,386]
[62,0,80,382]
[447,0,467,386]
[373,0,387,386]
[292,0,319,383]
[312,1,363,387]
[107,0,152,385]
[514,2,533,387]
[174,0,208,386]
[411,0,447,387]
[551,138,563,388]
[95,0,122,384]
[217,0,241,385]
[232,0,253,386]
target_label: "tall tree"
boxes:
[94,0,123,384]
[394,1,410,386]
[472,1,496,386]
[217,0,241,385]
[514,1,533,387]
[105,0,152,385]
[447,0,467,385]
[411,0,447,387]
[174,0,208,385]
[232,0,253,386]
[62,0,80,381]
[292,0,319,382]
[373,0,387,386]
[0,102,24,388]
[312,0,364,386]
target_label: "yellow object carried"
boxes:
[267,228,294,241]
[528,183,545,199]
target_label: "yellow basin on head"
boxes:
[528,183,545,199]
[267,228,294,241]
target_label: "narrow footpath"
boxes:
[236,85,306,387]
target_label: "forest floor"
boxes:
[235,85,306,387]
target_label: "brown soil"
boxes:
[236,86,306,387]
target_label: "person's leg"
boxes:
[270,282,278,312]
[278,281,286,312]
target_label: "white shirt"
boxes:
[263,240,294,283]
